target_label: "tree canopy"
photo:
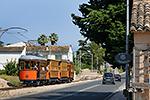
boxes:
[49,33,59,45]
[78,40,105,69]
[37,34,48,46]
[71,0,133,68]
[0,41,4,47]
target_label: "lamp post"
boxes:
[75,50,93,74]
[97,57,98,70]
[80,51,93,73]
[91,53,93,73]
[126,0,129,91]
[0,27,28,39]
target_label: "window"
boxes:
[31,61,36,67]
[25,61,30,70]
[31,61,36,70]
[20,61,24,70]
[55,55,62,60]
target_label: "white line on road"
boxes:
[103,83,125,100]
[51,84,102,100]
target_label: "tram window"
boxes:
[25,61,30,70]
[67,65,70,70]
[20,61,24,70]
[31,61,36,70]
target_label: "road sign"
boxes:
[115,53,132,64]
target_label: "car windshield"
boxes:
[115,74,120,77]
[104,73,113,77]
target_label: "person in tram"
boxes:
[46,65,49,71]
[34,63,39,78]
[34,63,38,70]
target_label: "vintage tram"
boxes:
[19,55,74,86]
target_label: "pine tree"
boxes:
[71,0,133,68]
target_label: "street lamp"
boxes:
[80,51,93,73]
[0,27,28,39]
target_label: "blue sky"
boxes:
[0,0,89,51]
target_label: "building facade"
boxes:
[0,42,73,70]
[130,0,150,99]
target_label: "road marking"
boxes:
[51,84,101,100]
[103,83,125,100]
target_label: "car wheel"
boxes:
[112,82,115,85]
[102,82,105,84]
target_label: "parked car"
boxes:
[114,74,121,82]
[102,72,115,85]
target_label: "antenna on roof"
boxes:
[26,40,41,56]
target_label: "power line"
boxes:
[17,32,31,39]
[6,31,31,40]
[6,32,23,41]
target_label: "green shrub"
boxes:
[100,70,103,75]
[81,63,92,70]
[118,69,123,73]
[0,70,6,75]
[12,81,20,86]
[75,66,82,75]
[104,67,107,72]
[0,75,21,86]
[1,74,10,81]
[3,59,19,76]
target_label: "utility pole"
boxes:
[126,0,129,90]
[91,54,93,73]
[97,57,98,70]
[80,50,81,75]
[125,0,130,99]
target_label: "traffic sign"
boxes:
[115,53,132,64]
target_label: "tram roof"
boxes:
[19,55,47,61]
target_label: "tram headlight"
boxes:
[26,75,29,78]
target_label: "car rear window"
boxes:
[115,74,120,77]
[104,73,113,77]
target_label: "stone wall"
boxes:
[133,44,150,100]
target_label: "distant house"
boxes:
[0,42,26,70]
[26,45,73,61]
[0,42,73,70]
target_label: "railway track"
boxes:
[0,76,101,91]
[0,81,78,91]
[0,86,33,91]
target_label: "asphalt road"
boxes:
[1,73,125,100]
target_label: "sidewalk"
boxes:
[108,85,126,100]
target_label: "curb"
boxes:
[103,72,126,100]
[104,83,125,100]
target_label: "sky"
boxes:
[0,0,89,51]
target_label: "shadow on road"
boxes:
[21,91,113,100]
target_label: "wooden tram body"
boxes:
[19,55,49,86]
[19,55,74,86]
[67,61,74,81]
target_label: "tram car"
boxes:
[19,55,74,86]
[19,55,49,86]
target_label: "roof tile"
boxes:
[0,46,25,52]
[26,46,70,52]
[130,1,150,33]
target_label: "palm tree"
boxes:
[49,33,59,45]
[37,34,48,46]
[0,41,4,47]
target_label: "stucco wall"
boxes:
[134,32,150,44]
[0,44,73,69]
[0,52,22,69]
[41,46,73,61]
[68,46,73,61]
